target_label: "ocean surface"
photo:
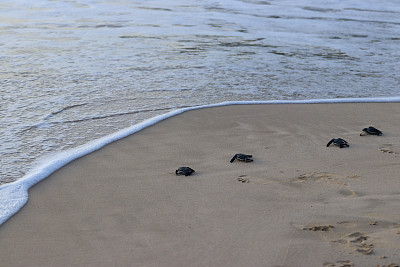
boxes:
[1,0,400,224]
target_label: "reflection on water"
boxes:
[1,0,399,184]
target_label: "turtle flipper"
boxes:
[326,139,334,147]
[360,128,368,136]
[230,154,237,163]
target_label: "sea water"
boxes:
[0,0,399,225]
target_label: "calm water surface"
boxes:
[1,0,400,184]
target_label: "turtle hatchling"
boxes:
[230,153,253,163]
[175,167,195,176]
[326,138,349,148]
[360,126,382,136]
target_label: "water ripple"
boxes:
[0,0,399,185]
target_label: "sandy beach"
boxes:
[1,103,400,267]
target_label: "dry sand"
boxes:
[0,103,400,267]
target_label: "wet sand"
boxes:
[0,103,400,267]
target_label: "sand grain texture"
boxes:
[0,103,400,266]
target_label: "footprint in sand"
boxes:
[301,220,399,260]
[303,224,334,232]
[298,172,360,182]
[237,176,250,183]
[297,172,359,196]
[335,232,374,255]
[237,175,273,185]
[380,144,400,154]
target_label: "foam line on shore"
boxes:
[1,96,400,226]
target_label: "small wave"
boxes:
[43,103,88,120]
[239,0,271,6]
[136,6,173,12]
[344,8,398,13]
[250,13,400,26]
[302,6,342,13]
[77,24,125,29]
[120,34,162,39]
[219,40,277,48]
[335,17,400,25]
[269,48,359,61]
[54,107,175,124]
[21,107,178,132]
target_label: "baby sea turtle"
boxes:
[230,153,253,163]
[360,126,382,136]
[326,138,349,148]
[175,167,195,176]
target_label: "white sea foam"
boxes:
[1,97,400,226]
[2,0,400,209]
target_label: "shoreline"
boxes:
[1,102,400,266]
[2,97,400,227]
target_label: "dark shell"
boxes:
[327,138,349,148]
[175,166,195,176]
[361,126,382,136]
[230,153,253,163]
